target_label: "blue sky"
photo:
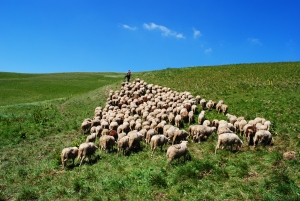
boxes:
[0,0,299,73]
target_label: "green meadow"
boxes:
[0,62,299,200]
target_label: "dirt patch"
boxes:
[283,151,297,160]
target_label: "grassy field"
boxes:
[0,62,299,201]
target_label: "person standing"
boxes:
[125,70,131,82]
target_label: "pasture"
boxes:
[0,62,299,200]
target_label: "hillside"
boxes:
[0,62,299,200]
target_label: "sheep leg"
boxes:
[215,142,220,154]
[151,146,156,158]
[79,156,85,167]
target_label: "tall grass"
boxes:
[0,62,299,200]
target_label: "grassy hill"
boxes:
[0,62,299,200]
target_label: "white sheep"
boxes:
[99,135,116,153]
[220,104,228,114]
[215,133,243,154]
[253,130,273,147]
[168,112,175,125]
[191,104,197,114]
[109,121,119,131]
[85,133,97,143]
[61,147,79,168]
[175,114,182,128]
[145,129,158,145]
[215,100,224,113]
[81,118,92,134]
[78,142,98,166]
[206,100,215,111]
[172,129,189,145]
[128,131,143,151]
[193,125,216,143]
[200,99,206,110]
[117,136,130,156]
[165,126,179,142]
[263,120,271,131]
[226,113,237,125]
[202,120,211,127]
[198,110,205,125]
[166,141,189,163]
[188,111,194,124]
[150,134,169,158]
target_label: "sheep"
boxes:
[128,131,143,151]
[237,119,247,135]
[206,100,215,111]
[217,125,233,135]
[253,130,273,147]
[198,110,205,125]
[226,113,237,125]
[163,124,174,136]
[211,119,219,128]
[85,133,97,143]
[165,126,179,142]
[78,142,98,166]
[254,117,266,125]
[98,135,115,153]
[216,100,224,113]
[263,120,271,131]
[202,120,211,127]
[109,121,119,131]
[61,147,79,168]
[191,104,197,114]
[117,136,130,156]
[95,125,103,137]
[117,132,127,142]
[109,129,118,141]
[134,122,142,131]
[220,104,228,114]
[90,126,97,134]
[101,128,110,136]
[195,95,201,104]
[168,112,175,125]
[145,129,158,145]
[256,123,268,131]
[91,118,101,127]
[150,134,169,158]
[188,110,194,124]
[193,126,216,143]
[166,141,189,163]
[180,108,189,123]
[175,114,182,128]
[81,118,92,134]
[129,120,136,131]
[188,125,196,139]
[155,122,166,134]
[200,99,206,110]
[215,133,243,154]
[172,129,189,145]
[101,121,109,130]
[244,125,256,145]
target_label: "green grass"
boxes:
[0,62,299,200]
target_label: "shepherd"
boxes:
[124,70,131,82]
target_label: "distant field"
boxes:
[0,72,124,106]
[0,62,299,200]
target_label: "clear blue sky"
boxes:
[0,0,299,73]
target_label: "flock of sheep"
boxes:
[61,78,273,168]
